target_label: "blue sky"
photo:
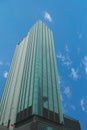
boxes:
[0,0,87,130]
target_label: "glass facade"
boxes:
[0,20,63,129]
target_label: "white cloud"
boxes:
[64,55,72,66]
[80,99,87,113]
[57,53,65,61]
[71,68,78,80]
[57,52,72,66]
[44,11,52,22]
[64,86,71,98]
[83,56,87,74]
[80,99,85,111]
[0,61,3,65]
[3,71,8,78]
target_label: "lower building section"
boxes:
[14,115,81,130]
[0,106,81,130]
[16,106,60,124]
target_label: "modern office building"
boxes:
[0,20,81,130]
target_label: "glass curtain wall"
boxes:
[0,20,63,129]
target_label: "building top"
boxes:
[17,20,52,45]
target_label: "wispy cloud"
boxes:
[0,61,10,66]
[71,68,78,80]
[70,105,76,111]
[64,86,71,98]
[0,61,3,65]
[57,52,72,66]
[3,71,8,78]
[80,99,87,113]
[65,45,69,52]
[57,53,65,61]
[44,11,52,22]
[77,32,82,39]
[83,56,87,74]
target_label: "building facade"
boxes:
[0,21,81,130]
[0,20,63,129]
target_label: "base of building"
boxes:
[0,125,9,130]
[14,115,81,130]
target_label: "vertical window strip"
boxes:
[24,34,32,109]
[51,31,64,123]
[48,29,55,122]
[48,28,54,112]
[22,37,32,110]
[17,36,29,111]
[18,32,33,112]
[9,45,20,114]
[27,28,34,107]
[42,24,47,109]
[45,26,49,111]
[50,31,58,115]
[27,32,33,107]
[1,45,20,123]
[50,31,59,113]
[37,21,43,116]
[31,25,37,110]
[10,38,29,124]
[46,28,51,113]
[30,25,36,108]
[50,29,58,115]
[3,44,22,123]
[19,43,28,111]
[46,26,50,114]
[51,32,60,114]
[46,27,49,112]
[17,30,32,112]
[20,30,34,111]
[20,42,28,110]
[41,21,43,115]
[0,45,18,119]
[42,22,43,115]
[32,22,39,114]
[28,26,36,107]
[9,37,27,122]
[5,44,23,122]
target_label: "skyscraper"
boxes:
[0,21,81,130]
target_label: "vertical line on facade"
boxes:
[48,29,55,119]
[1,45,20,124]
[51,31,64,124]
[0,46,18,117]
[32,22,38,114]
[32,25,37,111]
[45,26,49,118]
[27,30,33,107]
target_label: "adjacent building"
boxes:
[0,20,81,130]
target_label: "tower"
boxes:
[0,20,63,129]
[0,21,81,130]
